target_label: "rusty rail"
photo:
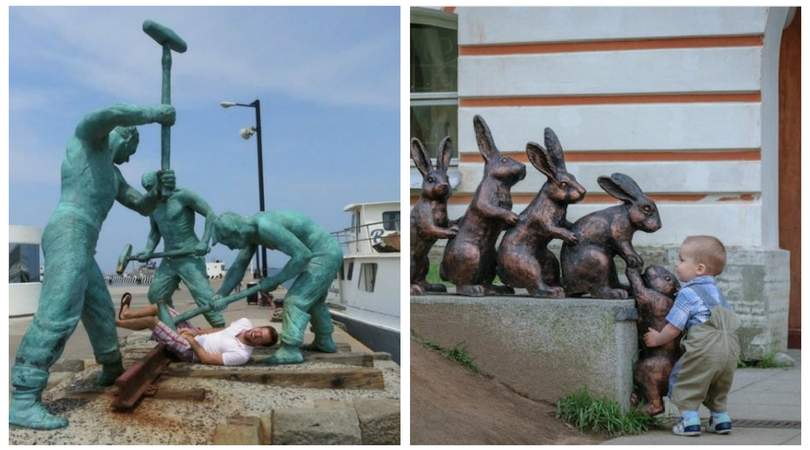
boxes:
[113,343,171,409]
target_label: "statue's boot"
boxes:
[95,359,125,386]
[9,388,68,430]
[260,306,310,365]
[261,343,305,365]
[302,304,336,353]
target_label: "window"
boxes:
[9,243,40,283]
[347,262,354,281]
[411,8,458,161]
[382,211,401,231]
[359,263,378,292]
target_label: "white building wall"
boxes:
[450,6,787,249]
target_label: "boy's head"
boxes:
[676,235,726,282]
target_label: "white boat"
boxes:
[326,201,401,364]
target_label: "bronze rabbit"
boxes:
[626,265,681,416]
[440,115,526,296]
[560,173,661,299]
[410,136,458,295]
[497,128,586,297]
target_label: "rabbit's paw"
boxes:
[456,284,486,297]
[592,287,629,299]
[528,285,565,298]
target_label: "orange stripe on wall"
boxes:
[438,193,707,205]
[460,92,761,107]
[442,7,456,13]
[458,150,761,163]
[409,193,717,205]
[460,35,763,56]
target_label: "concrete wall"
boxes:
[411,296,638,409]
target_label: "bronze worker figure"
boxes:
[410,136,458,295]
[440,115,526,296]
[560,173,661,299]
[497,128,586,298]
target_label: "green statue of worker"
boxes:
[136,171,225,328]
[210,211,343,364]
[10,103,176,430]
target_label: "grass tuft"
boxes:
[738,352,791,368]
[443,341,483,375]
[556,386,662,437]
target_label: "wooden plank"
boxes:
[248,351,373,367]
[162,366,385,390]
[146,388,207,401]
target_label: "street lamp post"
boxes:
[221,99,268,279]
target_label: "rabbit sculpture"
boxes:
[626,265,681,416]
[410,136,458,295]
[560,173,661,299]
[497,128,586,297]
[440,115,526,296]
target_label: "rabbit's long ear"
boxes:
[411,138,431,176]
[526,141,557,180]
[597,174,637,203]
[544,128,566,171]
[473,115,498,162]
[436,136,453,171]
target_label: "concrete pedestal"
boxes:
[411,295,638,410]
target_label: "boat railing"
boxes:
[331,219,400,254]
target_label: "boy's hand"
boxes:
[643,327,661,347]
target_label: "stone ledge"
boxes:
[412,295,637,410]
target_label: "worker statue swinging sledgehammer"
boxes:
[10,19,186,431]
[209,211,344,365]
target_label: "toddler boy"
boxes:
[644,235,740,436]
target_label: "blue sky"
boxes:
[8,6,401,271]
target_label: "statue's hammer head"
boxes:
[143,20,187,53]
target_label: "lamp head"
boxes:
[240,127,256,140]
[220,101,236,108]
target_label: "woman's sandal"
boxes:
[119,293,132,320]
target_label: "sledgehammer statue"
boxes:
[9,105,176,430]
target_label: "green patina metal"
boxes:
[137,171,225,328]
[211,211,344,365]
[10,102,176,430]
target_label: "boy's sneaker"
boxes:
[672,417,702,436]
[707,416,732,434]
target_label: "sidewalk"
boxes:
[602,349,801,445]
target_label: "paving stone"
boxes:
[313,399,352,409]
[212,424,260,445]
[272,407,362,445]
[354,398,400,445]
[52,359,85,373]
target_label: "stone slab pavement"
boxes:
[602,348,801,445]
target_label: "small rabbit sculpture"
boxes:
[560,173,661,299]
[626,265,681,416]
[410,136,458,295]
[497,128,586,297]
[440,115,526,296]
